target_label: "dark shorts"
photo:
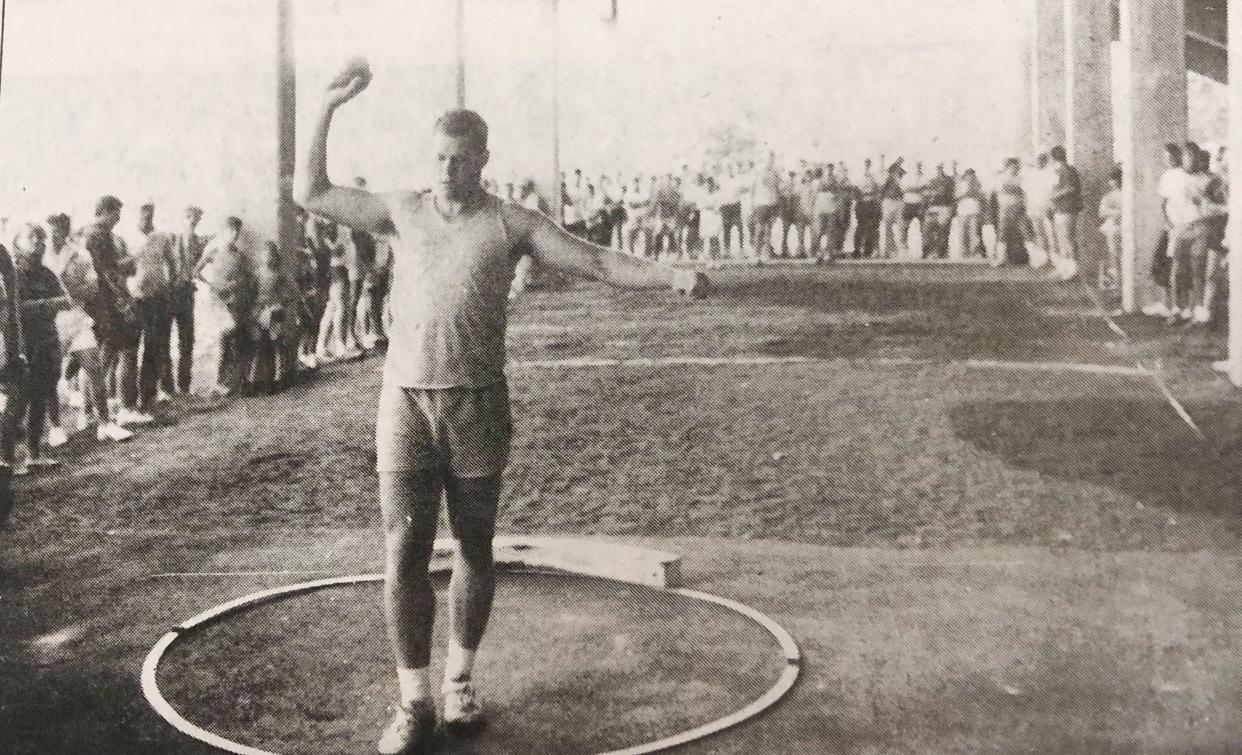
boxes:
[376,382,512,478]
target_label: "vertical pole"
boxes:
[1228,4,1242,386]
[456,0,467,108]
[550,0,561,222]
[1031,0,1067,150]
[1118,0,1186,313]
[1063,0,1113,281]
[276,0,297,259]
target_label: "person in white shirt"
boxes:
[624,175,650,255]
[1166,142,1226,323]
[1147,143,1186,316]
[1023,152,1054,266]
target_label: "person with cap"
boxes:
[854,158,882,258]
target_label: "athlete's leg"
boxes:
[380,470,444,671]
[443,473,501,676]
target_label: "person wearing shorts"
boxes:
[297,57,708,755]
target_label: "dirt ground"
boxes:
[2,263,1240,754]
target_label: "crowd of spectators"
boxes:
[0,141,1230,508]
[0,181,392,497]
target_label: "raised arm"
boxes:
[294,57,392,236]
[513,205,707,297]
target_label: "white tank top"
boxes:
[382,190,519,388]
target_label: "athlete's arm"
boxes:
[295,57,393,236]
[513,205,707,297]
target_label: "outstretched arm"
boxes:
[515,206,707,297]
[295,57,392,236]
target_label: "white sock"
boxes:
[397,667,432,706]
[444,641,477,686]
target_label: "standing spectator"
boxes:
[719,163,744,258]
[1047,145,1084,280]
[922,164,956,259]
[652,174,681,259]
[1097,166,1124,289]
[0,238,24,504]
[349,177,378,351]
[880,160,907,258]
[125,203,176,413]
[751,154,782,261]
[902,162,928,258]
[955,169,987,259]
[698,176,724,262]
[12,225,71,469]
[1023,152,1054,266]
[814,165,844,261]
[1147,143,1186,317]
[991,158,1030,266]
[43,213,129,442]
[165,206,208,394]
[1167,143,1226,323]
[250,241,291,394]
[854,159,882,258]
[315,220,360,361]
[84,195,150,428]
[193,216,252,394]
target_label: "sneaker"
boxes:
[11,462,30,477]
[46,427,69,449]
[97,423,133,443]
[1193,305,1211,324]
[156,390,174,404]
[442,681,486,733]
[1142,302,1170,317]
[27,458,61,471]
[116,408,155,427]
[376,700,437,755]
[66,390,85,409]
[1213,360,1232,374]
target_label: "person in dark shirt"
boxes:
[84,195,149,427]
[880,160,907,258]
[11,224,72,469]
[922,164,956,259]
[1047,145,1084,279]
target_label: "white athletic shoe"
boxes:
[1213,360,1231,374]
[46,427,70,449]
[97,422,133,442]
[1192,305,1211,324]
[116,408,155,427]
[66,389,85,409]
[442,681,486,732]
[156,390,174,404]
[1142,302,1170,317]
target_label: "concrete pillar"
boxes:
[1064,0,1114,278]
[1031,0,1067,151]
[1228,2,1242,386]
[1117,0,1186,312]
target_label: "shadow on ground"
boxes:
[950,397,1242,522]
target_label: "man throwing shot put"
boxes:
[296,57,708,755]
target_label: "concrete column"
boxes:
[1228,2,1242,386]
[1064,0,1114,278]
[1031,0,1066,151]
[1117,0,1186,312]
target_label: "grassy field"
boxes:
[2,263,1240,754]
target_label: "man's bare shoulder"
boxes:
[500,197,550,237]
[382,189,430,214]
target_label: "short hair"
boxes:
[46,213,71,232]
[185,205,203,217]
[433,109,489,151]
[1110,165,1123,185]
[1164,143,1183,160]
[1004,157,1021,171]
[1049,145,1067,162]
[140,202,155,211]
[225,216,243,232]
[95,195,123,216]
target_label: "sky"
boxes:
[1,0,1033,231]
